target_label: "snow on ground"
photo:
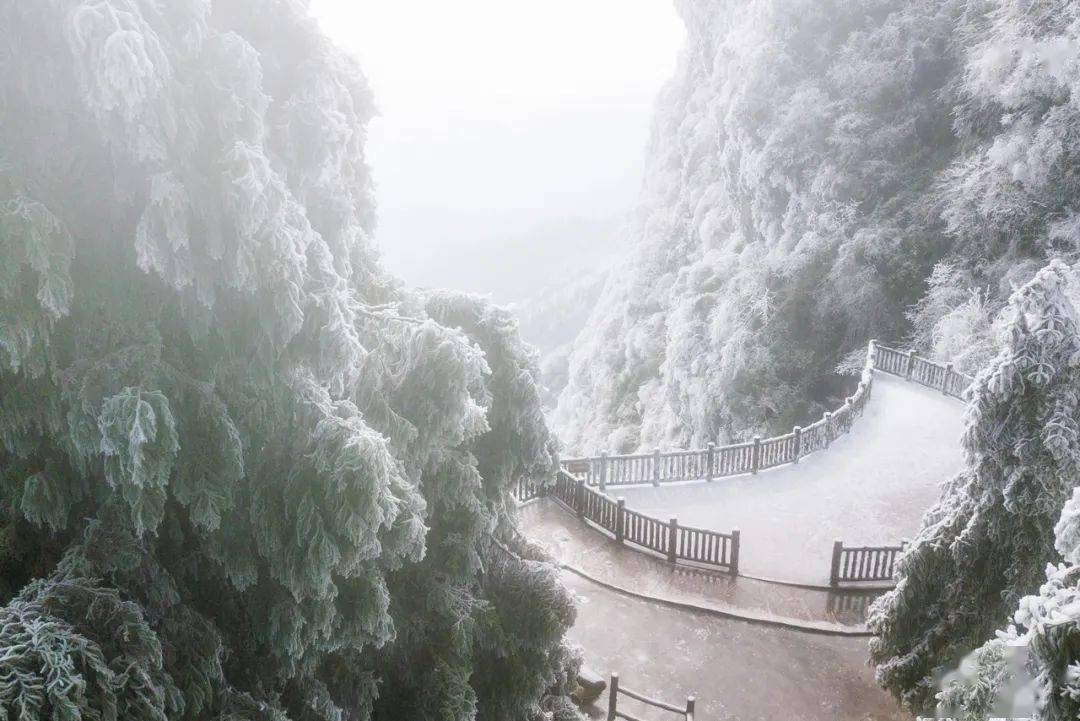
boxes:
[614,372,965,584]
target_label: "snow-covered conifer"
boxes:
[869,259,1080,712]
[0,2,578,719]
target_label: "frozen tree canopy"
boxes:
[554,0,1080,455]
[869,260,1080,715]
[0,2,580,720]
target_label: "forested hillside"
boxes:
[0,2,579,720]
[512,268,610,407]
[555,0,1080,454]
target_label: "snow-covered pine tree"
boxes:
[869,259,1080,712]
[932,485,1080,720]
[0,2,579,720]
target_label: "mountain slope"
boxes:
[555,0,1080,455]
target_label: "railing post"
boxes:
[730,528,740,575]
[751,436,761,474]
[599,451,609,492]
[944,362,954,394]
[652,448,661,487]
[667,517,678,563]
[868,338,878,369]
[706,442,715,481]
[793,426,802,463]
[824,412,833,448]
[575,479,585,520]
[686,696,696,719]
[615,498,625,544]
[830,539,843,587]
[905,350,915,380]
[607,673,619,721]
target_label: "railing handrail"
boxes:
[829,538,908,587]
[542,469,740,574]
[608,673,695,721]
[515,340,972,587]
[557,340,971,489]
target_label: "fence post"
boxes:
[830,539,843,588]
[751,436,761,474]
[575,479,585,520]
[868,338,878,368]
[599,451,609,492]
[945,362,954,394]
[824,412,833,448]
[607,673,619,721]
[686,696,696,719]
[793,426,802,463]
[730,528,740,575]
[653,448,661,487]
[615,498,625,544]
[905,350,915,380]
[706,442,715,481]
[667,518,678,563]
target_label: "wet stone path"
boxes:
[519,371,964,718]
[520,498,879,630]
[564,570,909,721]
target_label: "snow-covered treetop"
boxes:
[0,2,574,720]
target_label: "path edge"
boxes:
[560,562,873,637]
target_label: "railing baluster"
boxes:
[830,539,843,587]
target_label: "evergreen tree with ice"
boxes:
[931,487,1080,720]
[906,0,1080,375]
[869,259,1080,713]
[554,0,965,453]
[0,2,580,720]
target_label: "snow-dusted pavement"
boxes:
[613,372,965,585]
[565,571,907,721]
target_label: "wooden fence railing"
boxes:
[872,343,972,399]
[558,340,972,489]
[546,470,740,574]
[514,476,545,503]
[608,673,694,721]
[829,538,907,587]
[512,340,969,587]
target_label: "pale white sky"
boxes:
[308,1,685,301]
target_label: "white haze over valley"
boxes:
[309,0,685,305]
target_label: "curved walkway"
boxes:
[564,571,906,721]
[610,372,964,584]
[520,499,878,632]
